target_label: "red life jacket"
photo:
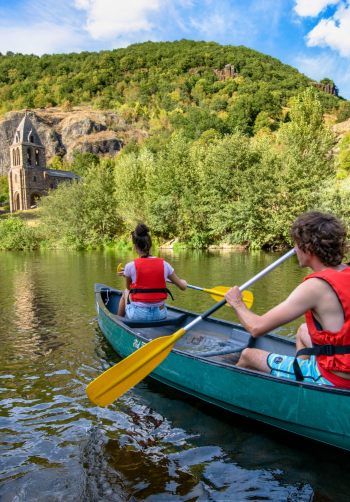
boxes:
[301,267,350,386]
[129,257,169,303]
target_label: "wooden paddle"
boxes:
[116,263,253,308]
[86,249,295,406]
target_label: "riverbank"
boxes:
[0,211,265,252]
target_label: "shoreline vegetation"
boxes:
[1,89,350,252]
[1,40,350,251]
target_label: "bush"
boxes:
[40,160,123,248]
[0,175,9,205]
[0,217,40,250]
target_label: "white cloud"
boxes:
[0,23,83,55]
[295,53,350,98]
[306,3,350,56]
[190,13,227,37]
[296,52,337,77]
[0,0,290,55]
[75,0,91,8]
[294,0,340,17]
[0,0,89,54]
[188,3,259,44]
[74,0,162,40]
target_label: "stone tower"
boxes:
[8,113,79,212]
[8,113,47,212]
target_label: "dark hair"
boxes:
[290,211,347,266]
[131,223,152,256]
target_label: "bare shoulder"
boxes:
[286,277,329,308]
[298,277,331,295]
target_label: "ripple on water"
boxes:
[0,250,345,501]
[78,395,315,502]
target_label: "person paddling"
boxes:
[225,211,350,389]
[117,223,187,321]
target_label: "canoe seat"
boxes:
[119,313,189,328]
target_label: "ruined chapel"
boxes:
[8,114,79,212]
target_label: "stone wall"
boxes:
[0,107,146,175]
[214,64,238,81]
[312,82,339,96]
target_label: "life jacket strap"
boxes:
[293,344,350,382]
[128,288,174,303]
[296,344,350,358]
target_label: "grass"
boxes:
[0,207,42,226]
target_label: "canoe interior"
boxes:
[98,285,296,363]
[95,284,350,452]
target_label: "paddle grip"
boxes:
[198,249,295,322]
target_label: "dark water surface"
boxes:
[0,249,349,502]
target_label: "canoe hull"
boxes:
[95,285,350,451]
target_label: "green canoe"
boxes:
[94,283,350,451]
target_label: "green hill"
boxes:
[1,41,350,251]
[0,40,345,138]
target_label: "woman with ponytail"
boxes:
[117,223,187,320]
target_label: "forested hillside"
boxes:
[1,40,350,251]
[1,40,348,137]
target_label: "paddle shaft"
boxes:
[169,282,253,308]
[169,282,225,295]
[87,248,295,405]
[182,248,296,334]
[187,284,209,292]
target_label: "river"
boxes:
[0,249,349,501]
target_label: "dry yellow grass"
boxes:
[0,207,41,227]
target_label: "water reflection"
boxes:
[12,270,63,359]
[0,250,348,502]
[81,392,315,502]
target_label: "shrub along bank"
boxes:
[1,89,350,251]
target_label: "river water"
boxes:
[0,249,349,502]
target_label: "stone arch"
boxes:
[16,148,20,165]
[27,147,32,166]
[30,193,41,207]
[14,192,21,211]
[28,129,34,143]
[12,149,16,166]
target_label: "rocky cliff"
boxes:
[0,107,147,175]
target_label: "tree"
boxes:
[336,133,350,179]
[114,149,152,226]
[40,160,122,248]
[270,88,336,238]
[0,175,9,205]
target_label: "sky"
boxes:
[0,0,350,99]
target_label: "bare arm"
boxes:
[168,272,187,291]
[116,264,132,289]
[225,279,323,337]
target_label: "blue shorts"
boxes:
[267,354,334,386]
[126,303,167,321]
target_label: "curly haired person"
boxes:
[225,211,350,388]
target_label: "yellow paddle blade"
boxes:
[205,286,254,309]
[117,262,124,273]
[86,328,186,406]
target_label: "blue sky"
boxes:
[0,0,350,99]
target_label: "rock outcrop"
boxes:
[333,117,350,138]
[0,107,147,175]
